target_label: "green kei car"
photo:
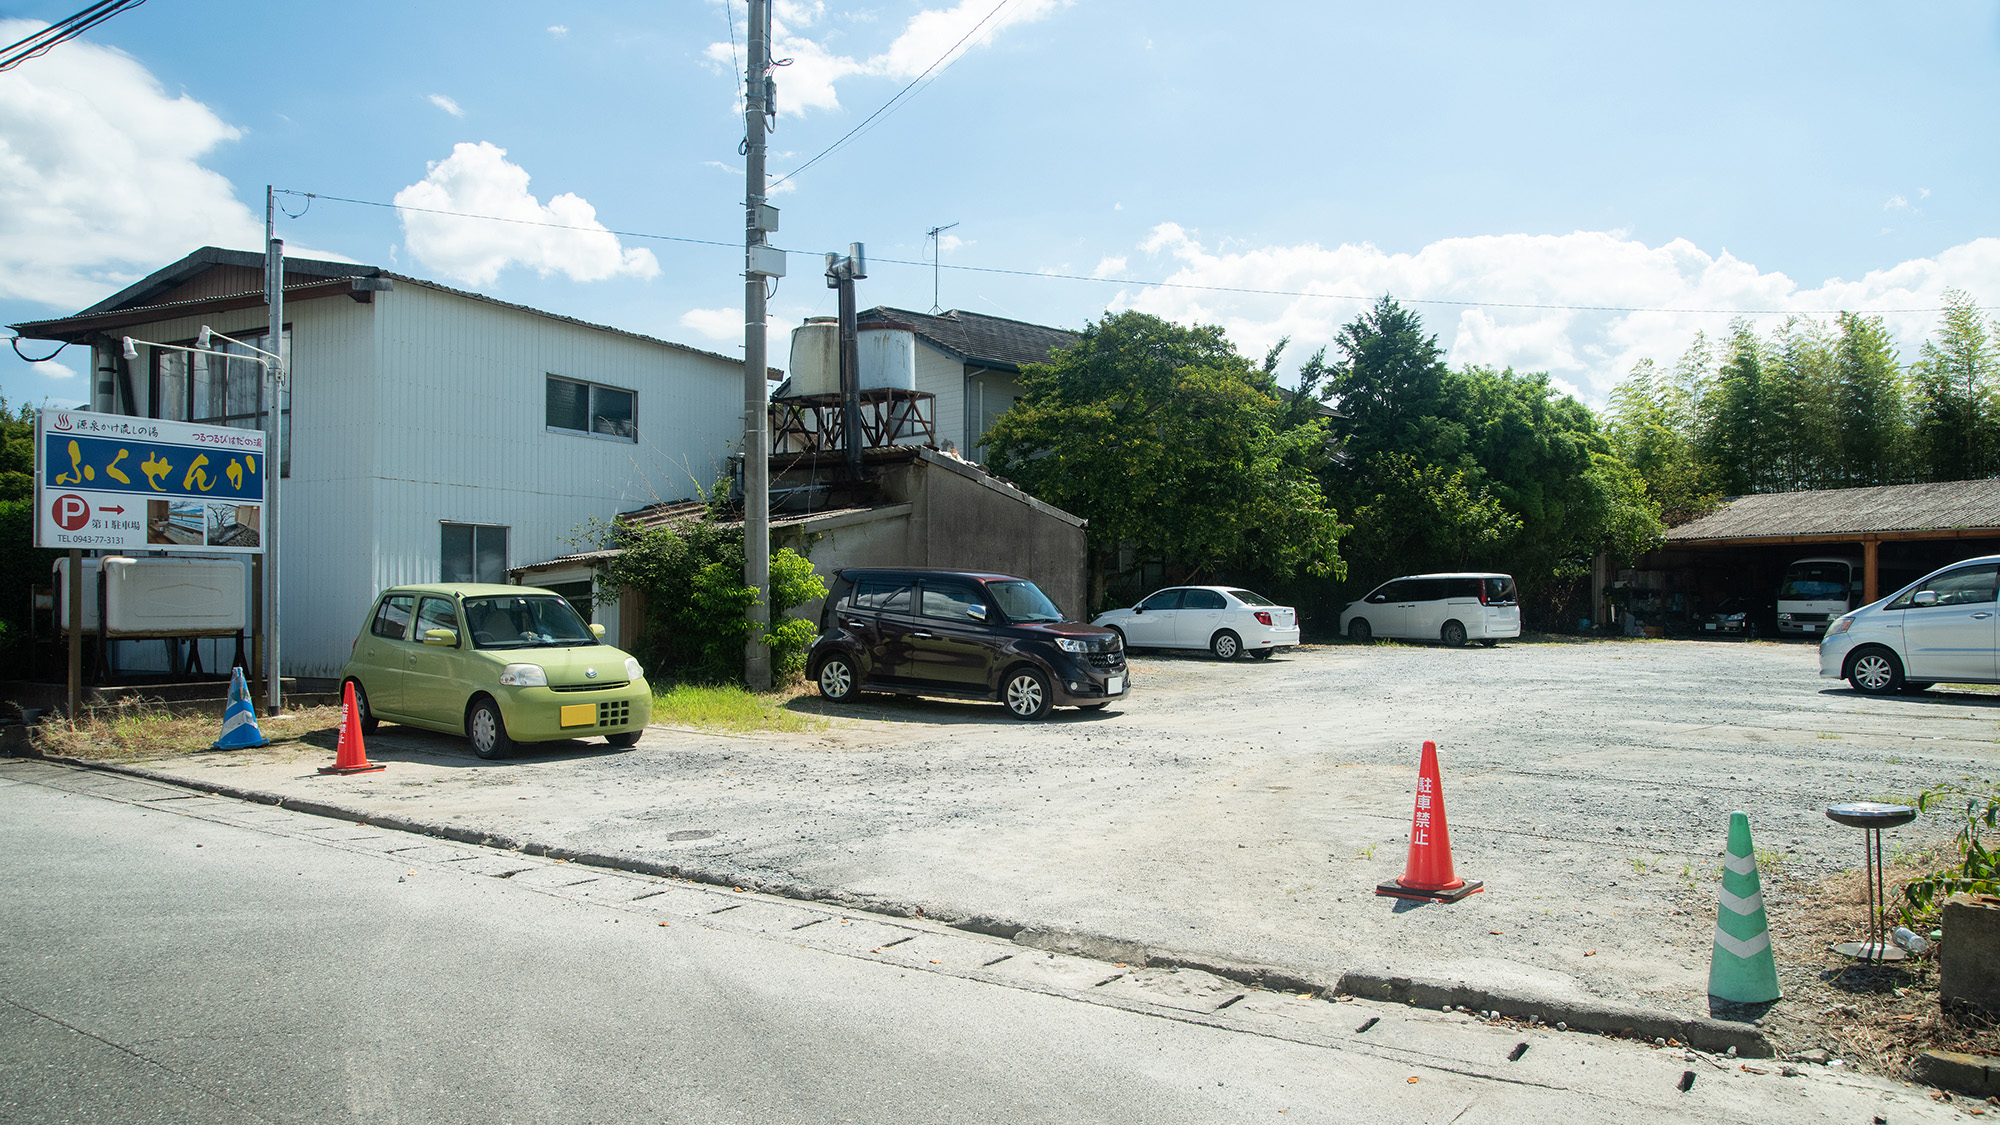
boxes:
[340,583,652,759]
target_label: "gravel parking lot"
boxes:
[116,637,1996,1019]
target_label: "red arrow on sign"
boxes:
[101,505,126,514]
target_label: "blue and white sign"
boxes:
[35,409,267,553]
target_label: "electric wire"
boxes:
[270,188,1992,317]
[769,0,1017,188]
[10,338,71,364]
[0,0,147,71]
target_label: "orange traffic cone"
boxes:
[1375,739,1482,902]
[319,681,385,775]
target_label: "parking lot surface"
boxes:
[96,638,1994,1017]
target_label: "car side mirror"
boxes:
[1132,606,1145,614]
[590,622,606,637]
[966,604,987,622]
[422,628,458,646]
[1368,594,1386,603]
[1912,590,1939,607]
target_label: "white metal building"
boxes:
[13,247,743,679]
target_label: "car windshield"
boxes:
[986,579,1064,623]
[1226,589,1277,606]
[463,594,598,649]
[1779,563,1850,600]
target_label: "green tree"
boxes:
[983,311,1347,607]
[1909,289,1999,482]
[1604,358,1720,526]
[1342,453,1520,576]
[585,516,823,686]
[1831,312,1910,486]
[0,399,55,676]
[1326,295,1461,479]
[1761,317,1839,492]
[1697,321,1767,495]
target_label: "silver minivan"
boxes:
[1820,555,2000,694]
[1339,572,1522,646]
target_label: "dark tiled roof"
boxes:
[857,307,1077,371]
[1666,479,2000,541]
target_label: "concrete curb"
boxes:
[12,745,1776,1058]
[1912,1050,2000,1098]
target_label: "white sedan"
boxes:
[1091,586,1300,661]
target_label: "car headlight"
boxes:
[1778,612,1792,621]
[498,663,548,687]
[1827,616,1854,636]
[625,656,644,680]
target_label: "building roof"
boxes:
[11,246,745,368]
[856,306,1078,372]
[1665,479,2000,542]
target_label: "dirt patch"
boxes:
[1758,862,2000,1077]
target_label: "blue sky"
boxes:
[5,1,1999,413]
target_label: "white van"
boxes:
[1339,573,1522,646]
[1777,556,1864,636]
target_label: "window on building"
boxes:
[545,375,636,442]
[543,580,594,625]
[441,523,509,584]
[152,328,293,475]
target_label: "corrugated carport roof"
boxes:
[1667,479,2000,543]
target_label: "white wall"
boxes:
[914,343,966,451]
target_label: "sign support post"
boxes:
[66,548,81,720]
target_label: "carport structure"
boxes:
[1653,480,2000,613]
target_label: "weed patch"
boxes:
[651,682,818,733]
[31,698,343,761]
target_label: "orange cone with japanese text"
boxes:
[1375,739,1482,902]
[319,681,385,775]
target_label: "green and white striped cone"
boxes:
[1709,810,1781,1003]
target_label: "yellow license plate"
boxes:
[560,703,595,728]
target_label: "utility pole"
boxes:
[925,223,957,315]
[741,0,783,690]
[826,245,867,482]
[264,186,285,716]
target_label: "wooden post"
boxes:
[1863,537,1880,605]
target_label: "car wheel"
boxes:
[1210,631,1242,661]
[817,654,859,702]
[1347,619,1372,643]
[467,697,513,759]
[1441,620,1467,647]
[1002,667,1053,720]
[605,730,641,748]
[346,679,380,734]
[1248,648,1274,661]
[1846,648,1903,695]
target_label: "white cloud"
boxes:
[428,93,465,117]
[1091,255,1126,279]
[393,141,660,287]
[1114,224,2000,407]
[1884,194,1909,211]
[708,0,1063,117]
[547,24,568,37]
[680,307,742,341]
[32,358,79,380]
[937,233,965,253]
[0,19,263,309]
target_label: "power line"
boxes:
[770,0,1017,188]
[272,188,1994,317]
[0,0,148,71]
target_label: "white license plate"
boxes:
[1705,623,1717,630]
[1106,675,1125,695]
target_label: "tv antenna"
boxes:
[925,222,959,314]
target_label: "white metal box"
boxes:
[54,556,248,635]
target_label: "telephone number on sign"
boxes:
[53,533,126,546]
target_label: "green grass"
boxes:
[651,682,818,733]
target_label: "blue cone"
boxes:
[211,666,270,750]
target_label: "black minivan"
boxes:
[807,568,1129,719]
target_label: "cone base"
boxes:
[211,737,270,750]
[1376,878,1483,903]
[318,762,385,775]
